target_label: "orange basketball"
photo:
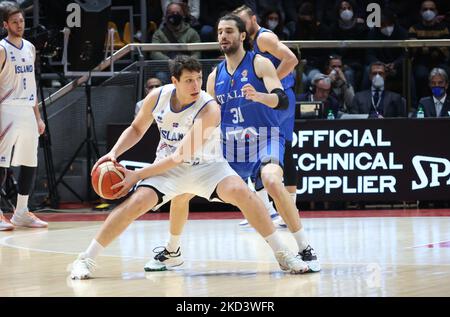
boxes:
[91,161,125,200]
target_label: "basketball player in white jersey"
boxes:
[0,5,47,231]
[69,55,309,279]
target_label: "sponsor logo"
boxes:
[241,69,248,82]
[411,155,450,190]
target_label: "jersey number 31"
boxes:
[230,107,244,124]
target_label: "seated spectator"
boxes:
[330,0,368,91]
[364,8,416,107]
[386,0,422,30]
[325,54,355,113]
[415,68,450,117]
[297,73,340,119]
[161,0,201,30]
[135,77,163,117]
[247,0,285,21]
[292,2,330,90]
[260,8,290,40]
[365,9,408,84]
[350,61,406,118]
[150,2,201,60]
[408,0,450,100]
[198,0,245,42]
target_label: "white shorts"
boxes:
[0,106,39,167]
[137,160,238,210]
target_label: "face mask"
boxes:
[422,10,436,22]
[340,9,353,21]
[267,19,279,30]
[372,74,384,89]
[167,14,183,26]
[380,26,394,37]
[432,86,446,98]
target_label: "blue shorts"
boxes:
[227,137,285,191]
[278,88,296,142]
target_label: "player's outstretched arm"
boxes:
[242,55,288,110]
[91,87,160,174]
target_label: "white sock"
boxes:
[264,231,286,253]
[166,234,181,252]
[290,192,297,204]
[256,189,277,215]
[84,239,104,260]
[15,194,29,215]
[292,228,309,251]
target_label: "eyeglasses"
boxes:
[147,85,161,89]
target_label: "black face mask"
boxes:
[167,14,183,26]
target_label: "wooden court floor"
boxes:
[1,210,450,297]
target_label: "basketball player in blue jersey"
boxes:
[69,55,309,279]
[0,5,47,231]
[234,5,298,228]
[147,15,320,273]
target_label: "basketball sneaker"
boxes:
[239,212,287,228]
[298,245,321,272]
[10,210,48,228]
[275,250,309,274]
[69,253,97,280]
[0,212,14,231]
[144,247,184,271]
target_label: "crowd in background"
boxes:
[3,0,450,117]
[130,0,450,118]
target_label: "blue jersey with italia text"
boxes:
[215,51,284,177]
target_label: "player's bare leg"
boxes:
[69,187,160,279]
[261,163,320,272]
[143,194,194,271]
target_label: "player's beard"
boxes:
[220,40,240,55]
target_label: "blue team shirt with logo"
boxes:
[215,51,284,165]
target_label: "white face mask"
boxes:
[267,19,279,30]
[380,25,394,37]
[422,9,436,22]
[372,74,385,89]
[340,9,353,21]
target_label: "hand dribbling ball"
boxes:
[91,161,125,200]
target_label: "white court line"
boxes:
[2,222,450,267]
[407,239,450,249]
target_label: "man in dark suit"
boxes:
[349,61,406,118]
[415,67,450,117]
